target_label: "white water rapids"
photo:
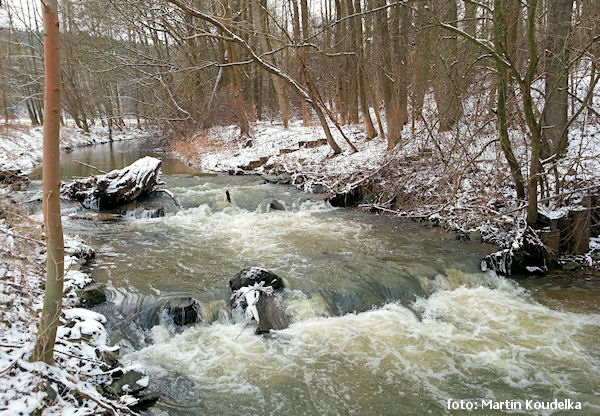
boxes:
[29,140,600,415]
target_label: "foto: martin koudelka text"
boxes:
[446,398,582,411]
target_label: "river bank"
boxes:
[170,118,600,273]
[0,125,161,414]
[0,195,161,414]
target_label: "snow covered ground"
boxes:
[0,123,152,175]
[176,119,385,177]
[0,207,140,414]
[0,199,153,414]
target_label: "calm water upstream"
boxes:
[28,139,600,415]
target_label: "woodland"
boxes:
[0,0,599,414]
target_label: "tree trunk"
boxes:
[345,0,359,124]
[299,0,312,124]
[290,0,311,124]
[372,0,402,148]
[522,0,542,227]
[227,43,250,136]
[334,0,348,124]
[432,0,462,131]
[541,0,574,157]
[464,0,478,37]
[391,5,409,128]
[494,0,526,200]
[412,3,431,118]
[32,0,64,365]
[251,0,291,128]
[353,0,376,138]
[254,65,263,120]
[300,59,343,154]
[224,0,250,136]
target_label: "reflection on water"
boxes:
[27,139,600,415]
[30,137,198,180]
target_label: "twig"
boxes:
[54,349,107,365]
[0,353,25,376]
[234,321,251,341]
[72,160,107,174]
[462,184,600,229]
[0,229,44,245]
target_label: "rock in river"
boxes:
[229,267,285,292]
[163,297,202,326]
[229,267,290,334]
[76,283,107,306]
[61,156,162,210]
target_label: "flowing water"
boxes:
[28,139,600,415]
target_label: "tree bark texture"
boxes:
[32,0,65,365]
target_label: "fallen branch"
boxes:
[0,353,25,376]
[73,160,107,174]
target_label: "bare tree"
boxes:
[251,0,291,128]
[165,0,344,153]
[541,0,575,157]
[32,0,65,365]
[493,0,526,199]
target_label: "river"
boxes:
[27,139,600,415]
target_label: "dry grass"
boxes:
[169,131,229,166]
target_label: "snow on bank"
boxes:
[179,119,387,180]
[0,200,147,414]
[0,124,152,175]
[172,103,600,270]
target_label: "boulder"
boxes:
[229,267,284,292]
[261,174,279,184]
[267,200,286,212]
[276,172,292,184]
[163,297,202,326]
[560,261,581,271]
[64,239,96,265]
[328,186,365,207]
[108,369,146,396]
[229,268,289,333]
[61,156,162,210]
[131,392,161,411]
[76,283,107,306]
[261,172,292,185]
[481,227,548,275]
[96,348,120,370]
[255,295,291,334]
